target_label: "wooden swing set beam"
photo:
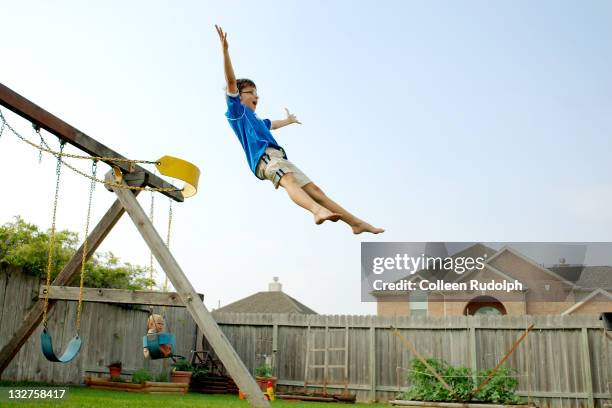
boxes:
[39,286,203,307]
[0,82,184,202]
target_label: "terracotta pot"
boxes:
[108,366,121,378]
[255,376,277,392]
[170,370,192,385]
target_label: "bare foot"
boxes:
[352,222,385,234]
[314,207,342,225]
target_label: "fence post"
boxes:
[469,317,478,385]
[581,327,594,408]
[369,320,376,402]
[272,319,279,377]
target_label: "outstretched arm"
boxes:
[215,25,238,94]
[271,108,302,130]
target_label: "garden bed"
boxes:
[84,376,188,394]
[389,401,531,408]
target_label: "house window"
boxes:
[464,296,507,316]
[410,289,427,317]
[472,306,503,316]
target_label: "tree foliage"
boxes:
[0,216,153,290]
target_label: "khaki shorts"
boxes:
[256,148,311,189]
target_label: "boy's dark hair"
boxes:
[237,78,256,93]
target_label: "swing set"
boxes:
[0,82,272,408]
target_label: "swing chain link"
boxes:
[0,108,181,194]
[149,192,155,290]
[76,160,98,335]
[35,124,43,164]
[163,199,173,292]
[42,141,66,328]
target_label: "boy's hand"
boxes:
[216,24,238,93]
[271,108,302,130]
[215,24,229,51]
[285,108,302,125]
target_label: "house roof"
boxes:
[561,288,612,315]
[547,265,583,282]
[574,266,611,289]
[214,291,317,314]
[548,265,612,290]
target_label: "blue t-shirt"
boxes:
[225,92,285,176]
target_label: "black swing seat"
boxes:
[40,328,82,363]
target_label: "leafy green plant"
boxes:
[254,364,273,378]
[172,358,193,372]
[110,376,126,383]
[474,367,522,404]
[398,358,523,404]
[155,372,168,382]
[192,367,209,382]
[132,369,153,384]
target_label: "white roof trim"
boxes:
[561,288,612,315]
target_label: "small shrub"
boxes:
[192,367,209,382]
[398,358,523,404]
[110,376,125,383]
[474,367,522,404]
[155,372,168,382]
[132,369,153,384]
[255,364,272,378]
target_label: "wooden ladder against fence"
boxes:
[303,325,349,396]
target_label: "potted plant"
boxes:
[171,358,193,385]
[107,361,122,379]
[254,363,276,392]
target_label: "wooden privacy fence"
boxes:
[1,266,611,408]
[0,266,198,382]
[206,313,611,408]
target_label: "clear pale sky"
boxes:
[0,1,610,314]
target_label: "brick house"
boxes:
[375,244,612,316]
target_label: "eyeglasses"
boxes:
[240,90,258,97]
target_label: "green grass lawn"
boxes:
[0,381,391,407]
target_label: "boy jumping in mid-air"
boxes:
[216,25,384,234]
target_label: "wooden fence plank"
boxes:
[581,328,595,408]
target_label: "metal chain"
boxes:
[0,120,5,139]
[42,142,66,328]
[149,192,155,290]
[163,199,173,292]
[35,125,43,164]
[0,109,181,193]
[75,161,97,335]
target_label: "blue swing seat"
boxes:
[143,332,176,359]
[40,328,82,363]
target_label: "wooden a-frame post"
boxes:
[112,180,270,408]
[0,83,270,408]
